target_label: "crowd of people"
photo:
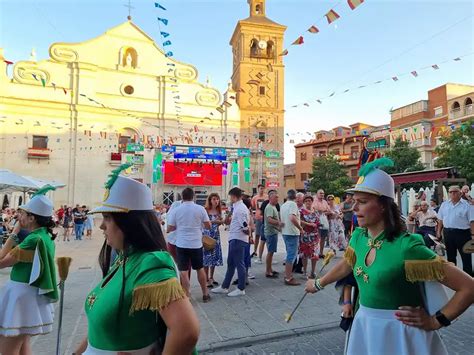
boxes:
[0,159,472,355]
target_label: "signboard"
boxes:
[237,148,251,157]
[161,145,176,153]
[266,171,278,179]
[173,153,226,161]
[126,143,144,152]
[125,154,144,164]
[265,150,281,158]
[188,147,203,154]
[164,161,223,186]
[212,148,226,156]
[266,161,279,168]
[336,154,351,161]
[367,139,387,149]
[266,181,280,188]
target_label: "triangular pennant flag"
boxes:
[453,57,461,61]
[347,0,364,10]
[4,60,13,65]
[392,76,399,81]
[163,40,172,46]
[51,82,56,90]
[165,51,174,57]
[303,103,309,107]
[161,31,170,38]
[325,9,340,24]
[411,71,418,77]
[316,99,322,104]
[154,2,166,10]
[307,25,319,34]
[62,87,67,95]
[291,36,304,45]
[157,17,168,25]
[329,92,335,97]
[279,49,289,56]
[31,73,38,81]
[344,89,350,93]
[40,78,46,87]
[432,64,439,70]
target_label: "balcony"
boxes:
[411,138,432,148]
[448,104,473,123]
[27,148,50,160]
[110,152,122,165]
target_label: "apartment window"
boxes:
[350,169,358,178]
[300,152,307,161]
[350,146,358,159]
[300,173,308,181]
[434,106,443,117]
[258,132,266,142]
[319,151,326,157]
[331,149,340,155]
[259,86,266,96]
[32,135,48,149]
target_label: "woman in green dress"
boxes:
[0,186,59,355]
[305,158,474,355]
[74,164,200,354]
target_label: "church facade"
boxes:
[0,0,285,207]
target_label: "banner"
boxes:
[244,157,251,183]
[266,161,278,168]
[126,143,144,152]
[125,154,144,164]
[237,148,251,157]
[212,148,226,156]
[188,147,203,154]
[265,150,281,158]
[232,161,239,186]
[163,162,222,186]
[161,145,176,153]
[153,152,162,183]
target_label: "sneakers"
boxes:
[211,286,229,294]
[248,272,256,279]
[255,259,263,264]
[228,289,246,297]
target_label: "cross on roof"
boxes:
[124,0,134,20]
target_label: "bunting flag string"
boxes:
[281,0,365,56]
[287,52,473,110]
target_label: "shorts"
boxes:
[266,234,278,253]
[319,228,328,239]
[255,220,263,236]
[282,234,300,263]
[176,246,203,271]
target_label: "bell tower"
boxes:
[230,0,286,193]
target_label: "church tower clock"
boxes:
[230,0,286,193]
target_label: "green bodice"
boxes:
[85,250,185,351]
[344,227,444,310]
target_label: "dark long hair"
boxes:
[97,210,168,327]
[29,213,57,240]
[378,196,407,242]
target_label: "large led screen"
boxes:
[163,161,223,186]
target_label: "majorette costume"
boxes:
[342,158,448,355]
[0,186,58,337]
[83,165,187,354]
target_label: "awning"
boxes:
[392,170,449,184]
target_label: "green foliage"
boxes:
[309,155,354,197]
[435,121,474,183]
[383,137,425,174]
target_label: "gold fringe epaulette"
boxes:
[130,278,186,315]
[405,256,447,282]
[343,246,356,268]
[9,247,34,263]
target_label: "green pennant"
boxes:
[232,161,239,186]
[40,78,46,87]
[244,157,251,183]
[153,152,162,183]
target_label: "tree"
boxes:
[383,137,425,174]
[435,120,474,183]
[309,155,354,197]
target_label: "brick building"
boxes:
[390,83,473,169]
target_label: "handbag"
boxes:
[202,235,216,251]
[319,213,329,230]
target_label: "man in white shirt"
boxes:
[212,187,250,297]
[280,189,304,286]
[437,185,474,276]
[167,187,211,301]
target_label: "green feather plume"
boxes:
[104,163,133,189]
[358,157,394,177]
[32,184,56,197]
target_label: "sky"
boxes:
[1,0,473,163]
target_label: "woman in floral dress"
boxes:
[203,193,224,287]
[299,195,320,279]
[327,195,347,254]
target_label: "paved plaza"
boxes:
[0,227,472,354]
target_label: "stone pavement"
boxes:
[0,227,472,354]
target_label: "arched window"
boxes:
[118,127,140,153]
[267,40,275,58]
[451,101,460,111]
[121,47,138,68]
[464,97,472,106]
[250,38,259,57]
[255,4,261,14]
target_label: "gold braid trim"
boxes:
[405,256,447,282]
[343,246,356,268]
[9,247,34,263]
[130,278,186,315]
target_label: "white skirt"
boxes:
[83,342,158,355]
[347,305,448,355]
[0,280,54,337]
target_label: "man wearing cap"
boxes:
[280,189,304,286]
[167,187,211,302]
[437,185,474,276]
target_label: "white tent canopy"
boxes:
[0,169,65,193]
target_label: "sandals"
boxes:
[284,278,301,286]
[203,294,211,303]
[265,271,279,278]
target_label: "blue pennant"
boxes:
[160,31,170,38]
[163,40,172,46]
[157,17,168,25]
[154,2,167,10]
[165,51,174,57]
